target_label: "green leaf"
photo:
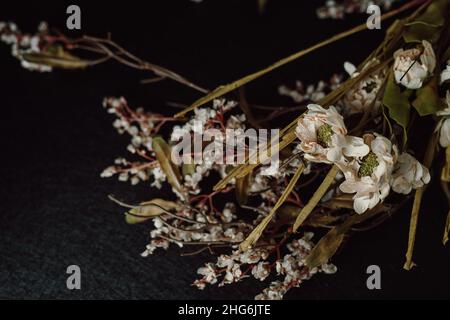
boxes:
[382,72,412,131]
[152,136,183,193]
[412,76,443,115]
[403,0,450,44]
[126,199,181,224]
[22,45,92,69]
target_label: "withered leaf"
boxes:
[235,173,251,205]
[305,225,347,269]
[126,199,182,224]
[22,45,92,69]
[152,136,183,194]
[412,76,443,116]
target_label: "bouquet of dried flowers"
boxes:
[2,0,450,299]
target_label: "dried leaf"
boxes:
[321,194,355,210]
[444,210,450,245]
[22,45,92,69]
[305,224,348,269]
[239,163,304,251]
[152,136,183,193]
[293,165,340,232]
[277,204,302,224]
[305,213,342,228]
[382,72,412,132]
[412,76,443,116]
[235,173,251,205]
[403,0,449,44]
[306,205,386,268]
[126,199,181,224]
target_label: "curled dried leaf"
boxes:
[126,199,182,224]
[152,136,183,194]
[22,45,92,69]
[305,225,347,269]
[321,194,355,210]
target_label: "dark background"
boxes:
[0,0,449,299]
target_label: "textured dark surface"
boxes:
[0,0,449,299]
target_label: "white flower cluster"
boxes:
[101,98,240,192]
[194,232,336,300]
[316,0,398,19]
[0,21,51,72]
[101,97,168,187]
[141,202,248,257]
[278,74,342,104]
[171,99,239,194]
[296,104,430,214]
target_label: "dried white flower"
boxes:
[252,262,271,281]
[342,60,385,115]
[391,153,430,195]
[339,134,395,214]
[295,104,369,165]
[393,40,436,89]
[441,61,450,84]
[437,91,450,148]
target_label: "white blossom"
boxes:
[252,262,271,281]
[391,153,430,195]
[441,61,450,84]
[295,104,369,165]
[342,60,385,115]
[393,40,436,89]
[339,134,395,214]
[437,91,450,148]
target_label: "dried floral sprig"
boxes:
[2,0,450,300]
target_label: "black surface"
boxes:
[0,0,449,299]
